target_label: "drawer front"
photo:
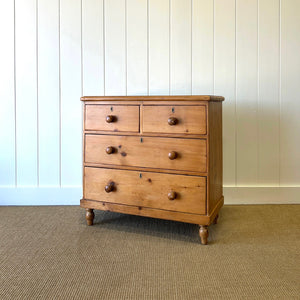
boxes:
[143,105,206,134]
[85,135,207,173]
[85,105,140,132]
[84,167,206,215]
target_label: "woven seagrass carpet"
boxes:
[0,205,299,299]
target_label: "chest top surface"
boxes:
[81,95,224,102]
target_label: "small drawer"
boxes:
[84,167,206,215]
[85,135,207,173]
[85,105,139,132]
[142,105,207,135]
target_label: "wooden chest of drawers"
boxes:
[80,95,224,244]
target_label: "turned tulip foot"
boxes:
[213,214,219,224]
[85,208,94,226]
[199,225,209,245]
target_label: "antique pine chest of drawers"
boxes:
[80,95,224,244]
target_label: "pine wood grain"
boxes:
[85,134,207,173]
[85,105,140,132]
[142,105,206,135]
[207,102,223,214]
[84,167,206,214]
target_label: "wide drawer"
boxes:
[85,105,140,132]
[85,135,207,173]
[142,105,206,135]
[84,167,206,215]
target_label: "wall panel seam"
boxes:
[279,0,282,186]
[103,0,106,96]
[80,0,83,97]
[234,0,237,186]
[147,0,149,95]
[191,0,193,94]
[125,0,127,96]
[58,0,62,187]
[36,0,39,187]
[80,0,83,187]
[169,0,171,95]
[14,0,17,187]
[256,0,261,183]
[213,0,215,94]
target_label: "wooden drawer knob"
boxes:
[168,191,177,200]
[168,117,178,126]
[106,115,115,123]
[106,146,115,154]
[105,182,115,193]
[168,151,177,160]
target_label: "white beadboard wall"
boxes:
[0,0,300,205]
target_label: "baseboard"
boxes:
[0,187,299,206]
[224,187,300,204]
[0,187,81,205]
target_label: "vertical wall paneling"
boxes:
[192,0,214,94]
[170,0,192,95]
[236,0,258,185]
[258,0,280,186]
[38,0,60,186]
[82,0,104,96]
[126,0,148,95]
[0,1,15,186]
[280,0,300,185]
[148,0,169,95]
[1,0,300,205]
[15,0,38,186]
[214,0,236,186]
[60,0,82,186]
[104,0,126,95]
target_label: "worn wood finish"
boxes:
[207,101,223,214]
[84,100,216,106]
[81,95,225,102]
[85,135,207,173]
[199,225,209,245]
[81,95,224,244]
[84,167,206,215]
[82,198,202,223]
[80,197,224,225]
[85,105,140,132]
[83,131,207,139]
[143,105,207,135]
[85,208,94,226]
[83,162,208,176]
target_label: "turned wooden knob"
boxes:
[106,115,115,123]
[106,146,115,154]
[168,117,178,126]
[105,182,115,193]
[168,151,177,160]
[168,191,177,200]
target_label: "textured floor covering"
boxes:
[0,205,299,300]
